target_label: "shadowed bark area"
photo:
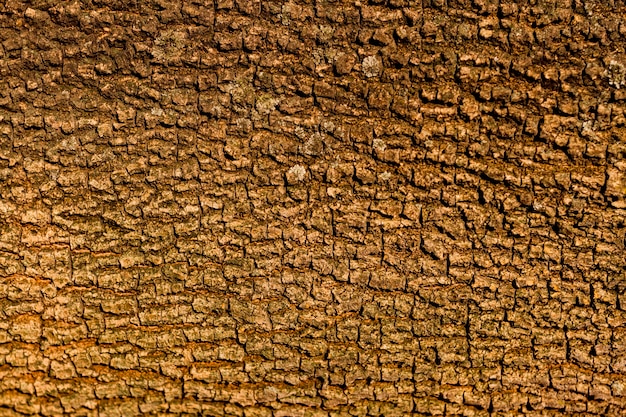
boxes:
[1,0,626,415]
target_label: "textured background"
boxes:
[1,0,626,416]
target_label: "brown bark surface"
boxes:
[1,0,626,415]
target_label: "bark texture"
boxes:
[1,0,626,416]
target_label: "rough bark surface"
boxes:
[1,0,626,416]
